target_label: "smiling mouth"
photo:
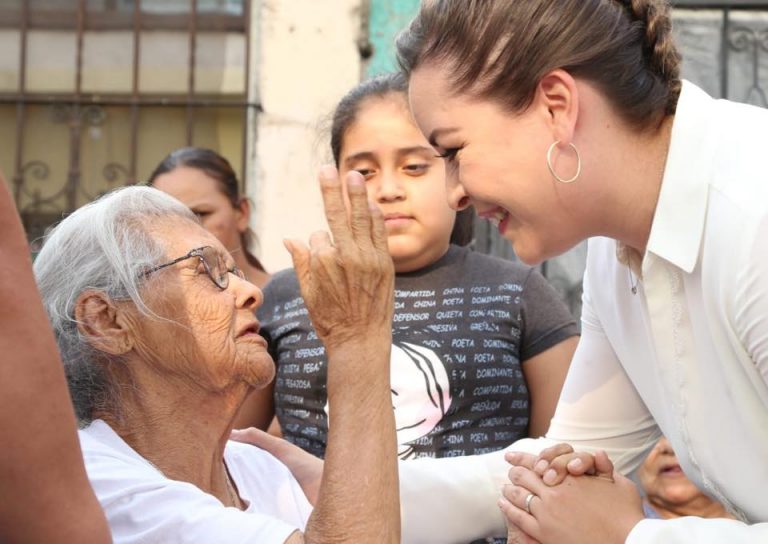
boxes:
[478,207,511,233]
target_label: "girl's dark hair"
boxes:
[147,147,266,272]
[397,0,681,129]
[330,72,474,247]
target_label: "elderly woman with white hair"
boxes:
[33,169,399,543]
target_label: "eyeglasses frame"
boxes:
[141,245,243,290]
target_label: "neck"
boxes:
[580,115,674,256]
[393,242,451,274]
[99,366,247,507]
[645,496,733,520]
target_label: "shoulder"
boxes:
[79,420,156,472]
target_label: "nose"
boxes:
[654,437,674,455]
[375,169,405,202]
[445,170,471,211]
[230,274,262,311]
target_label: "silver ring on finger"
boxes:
[524,492,537,515]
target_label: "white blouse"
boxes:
[399,81,768,543]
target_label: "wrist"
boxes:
[323,331,392,357]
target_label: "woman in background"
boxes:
[149,147,269,288]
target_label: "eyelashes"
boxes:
[435,147,462,162]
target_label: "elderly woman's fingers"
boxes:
[369,202,388,254]
[284,238,311,288]
[308,230,333,251]
[318,165,353,248]
[344,171,375,248]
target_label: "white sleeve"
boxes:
[87,452,299,544]
[628,518,768,543]
[400,264,661,544]
[734,213,768,385]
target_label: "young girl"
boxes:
[259,73,578,464]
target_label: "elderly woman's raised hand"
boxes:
[284,165,394,353]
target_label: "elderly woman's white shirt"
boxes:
[398,81,768,543]
[80,420,312,543]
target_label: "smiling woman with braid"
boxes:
[385,0,768,542]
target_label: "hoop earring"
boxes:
[546,141,581,184]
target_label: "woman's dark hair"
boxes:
[147,147,266,272]
[330,72,474,247]
[397,0,681,129]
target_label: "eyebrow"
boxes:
[427,127,460,148]
[344,146,435,165]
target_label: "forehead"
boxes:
[407,64,474,134]
[152,166,227,206]
[148,216,224,257]
[409,64,458,111]
[341,97,428,154]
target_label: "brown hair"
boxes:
[331,72,474,247]
[147,147,267,272]
[397,0,681,129]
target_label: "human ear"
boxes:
[536,69,579,145]
[74,291,133,356]
[235,198,251,233]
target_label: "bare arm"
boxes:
[0,174,111,543]
[281,167,399,543]
[523,336,578,437]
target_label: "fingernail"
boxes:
[319,164,336,179]
[534,459,549,473]
[544,469,557,485]
[568,458,583,470]
[347,172,364,187]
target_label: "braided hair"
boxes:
[397,0,682,129]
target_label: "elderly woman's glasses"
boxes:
[142,246,245,290]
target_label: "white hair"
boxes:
[33,186,197,423]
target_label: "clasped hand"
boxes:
[500,444,644,544]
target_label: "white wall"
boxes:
[247,0,364,271]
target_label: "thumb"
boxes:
[284,238,311,287]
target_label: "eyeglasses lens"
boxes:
[200,247,228,289]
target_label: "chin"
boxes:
[508,233,578,265]
[243,354,276,388]
[506,238,547,266]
